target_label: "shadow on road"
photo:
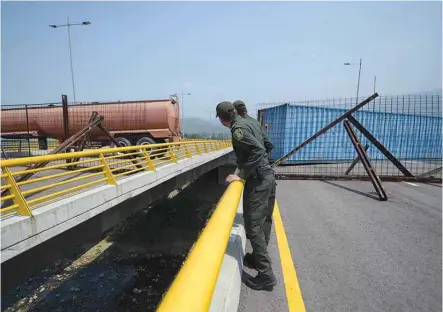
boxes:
[321,180,381,201]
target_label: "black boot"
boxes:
[243,273,277,291]
[243,253,256,270]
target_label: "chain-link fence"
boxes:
[257,94,442,180]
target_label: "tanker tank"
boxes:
[1,99,181,147]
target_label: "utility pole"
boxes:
[180,92,191,138]
[49,17,91,104]
[344,58,362,105]
[373,75,377,94]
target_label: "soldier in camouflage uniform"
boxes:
[216,101,277,291]
[232,100,277,273]
[233,100,274,158]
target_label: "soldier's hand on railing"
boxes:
[225,174,241,184]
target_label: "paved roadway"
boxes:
[239,180,442,312]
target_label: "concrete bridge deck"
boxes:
[1,147,235,264]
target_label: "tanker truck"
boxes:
[1,97,182,149]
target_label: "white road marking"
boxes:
[403,181,419,187]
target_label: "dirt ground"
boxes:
[1,173,228,312]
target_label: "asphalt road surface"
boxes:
[239,180,442,312]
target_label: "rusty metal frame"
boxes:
[68,111,99,167]
[1,112,144,197]
[343,120,387,201]
[345,144,369,175]
[1,113,105,197]
[62,94,70,141]
[271,93,379,167]
[1,146,8,159]
[417,166,442,179]
[347,115,413,177]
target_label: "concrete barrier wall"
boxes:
[209,194,246,312]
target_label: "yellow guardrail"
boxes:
[0,140,232,217]
[157,180,244,312]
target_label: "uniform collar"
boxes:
[231,115,242,127]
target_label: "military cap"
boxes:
[233,100,247,113]
[216,101,236,119]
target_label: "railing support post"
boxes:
[169,146,178,163]
[99,154,117,185]
[3,167,32,216]
[195,142,201,155]
[185,144,192,158]
[203,142,209,154]
[142,150,156,171]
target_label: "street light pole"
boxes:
[209,111,213,139]
[373,75,377,94]
[344,58,362,105]
[181,92,191,138]
[67,17,76,105]
[49,18,91,104]
[356,58,362,104]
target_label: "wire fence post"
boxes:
[25,104,31,156]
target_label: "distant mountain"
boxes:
[181,118,229,135]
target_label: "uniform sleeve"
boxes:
[232,125,265,180]
[262,130,274,155]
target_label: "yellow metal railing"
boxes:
[0,140,232,217]
[157,180,244,312]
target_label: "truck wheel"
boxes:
[136,137,162,158]
[112,137,131,155]
[136,137,156,146]
[115,137,131,147]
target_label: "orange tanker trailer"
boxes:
[1,98,181,148]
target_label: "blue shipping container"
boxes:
[262,104,442,164]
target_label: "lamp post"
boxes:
[181,92,191,138]
[344,58,362,105]
[209,111,213,139]
[49,17,91,104]
[373,75,376,94]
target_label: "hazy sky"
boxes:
[2,1,442,119]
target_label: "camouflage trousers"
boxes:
[243,172,276,278]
